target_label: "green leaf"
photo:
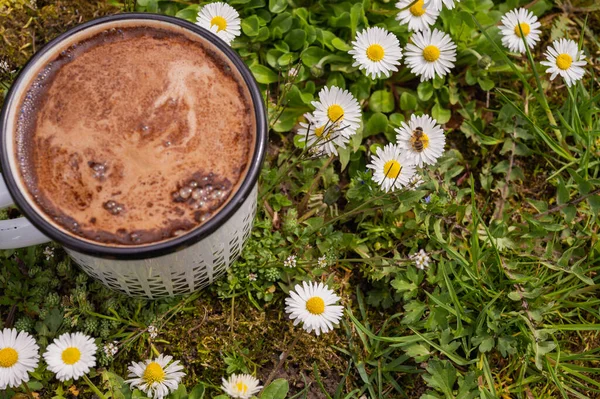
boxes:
[479,336,494,353]
[431,103,451,124]
[261,378,289,399]
[269,0,287,13]
[270,13,293,34]
[169,384,187,399]
[331,37,352,51]
[422,359,457,397]
[391,278,416,293]
[477,77,495,91]
[250,65,279,84]
[364,113,388,137]
[175,5,200,23]
[189,384,205,399]
[556,179,569,205]
[588,195,600,215]
[242,16,261,36]
[284,29,307,51]
[369,90,395,113]
[400,92,417,111]
[146,0,158,13]
[417,81,434,101]
[301,47,329,67]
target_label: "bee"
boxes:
[411,127,425,152]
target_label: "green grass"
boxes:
[2,0,600,398]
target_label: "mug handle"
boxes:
[0,173,50,249]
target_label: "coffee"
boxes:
[14,24,255,246]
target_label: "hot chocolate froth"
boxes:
[15,26,254,246]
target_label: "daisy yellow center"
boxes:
[366,44,385,62]
[409,0,426,16]
[556,53,573,70]
[410,131,429,151]
[383,160,401,179]
[327,105,344,122]
[210,16,228,32]
[314,125,331,139]
[61,347,81,365]
[514,22,530,37]
[235,381,249,394]
[0,347,19,368]
[422,45,440,62]
[143,362,166,384]
[306,297,325,315]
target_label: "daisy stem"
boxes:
[82,375,108,399]
[21,381,35,399]
[261,332,302,393]
[518,23,566,147]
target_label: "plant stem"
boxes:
[83,375,108,399]
[261,332,302,392]
[22,381,35,399]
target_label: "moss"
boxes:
[0,0,118,67]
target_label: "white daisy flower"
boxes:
[395,114,445,167]
[285,281,343,336]
[196,2,241,46]
[43,332,97,381]
[396,0,439,32]
[221,373,262,399]
[499,8,542,54]
[126,354,185,399]
[0,328,40,390]
[404,29,456,81]
[367,144,416,192]
[348,27,403,79]
[540,39,587,87]
[298,112,350,157]
[410,249,431,270]
[423,0,459,10]
[312,86,362,138]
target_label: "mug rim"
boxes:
[0,13,267,260]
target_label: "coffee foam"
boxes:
[15,26,254,246]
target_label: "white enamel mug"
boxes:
[0,14,266,299]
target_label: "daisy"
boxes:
[540,39,587,87]
[348,27,403,79]
[499,8,542,54]
[0,328,40,390]
[43,332,97,381]
[396,0,439,32]
[221,373,262,399]
[395,114,445,167]
[312,86,362,138]
[367,144,416,192]
[285,281,343,336]
[424,0,459,10]
[126,354,185,399]
[297,112,350,157]
[196,2,241,46]
[404,29,456,81]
